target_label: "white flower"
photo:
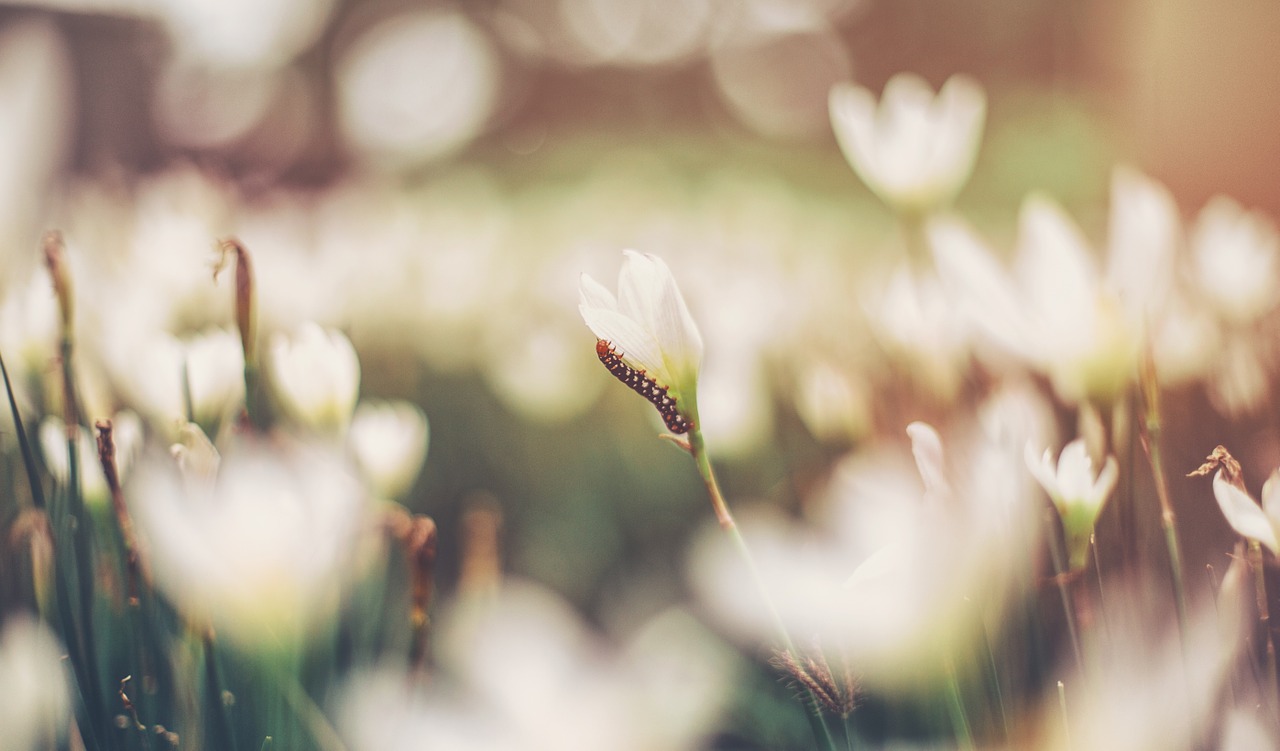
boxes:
[829,72,986,214]
[183,327,247,424]
[170,421,221,489]
[1025,438,1118,569]
[1211,469,1280,554]
[1039,569,1248,751]
[863,264,971,401]
[348,399,429,500]
[104,326,245,430]
[691,405,1040,691]
[267,322,361,432]
[578,250,703,432]
[0,617,70,751]
[129,437,371,648]
[1190,195,1280,324]
[930,194,1145,404]
[339,582,734,751]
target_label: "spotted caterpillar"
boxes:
[595,339,692,434]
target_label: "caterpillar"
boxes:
[595,339,692,434]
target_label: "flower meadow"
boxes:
[4,5,1280,751]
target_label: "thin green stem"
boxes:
[1139,353,1190,644]
[1045,511,1083,675]
[274,663,349,751]
[60,333,111,749]
[842,713,859,751]
[983,621,1010,743]
[688,429,838,751]
[203,633,241,751]
[943,656,974,751]
[0,350,45,510]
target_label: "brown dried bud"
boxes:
[215,238,256,368]
[1188,445,1245,491]
[42,230,73,333]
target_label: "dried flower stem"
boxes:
[688,428,839,751]
[1247,539,1279,707]
[387,510,439,673]
[45,230,110,745]
[217,238,261,429]
[95,420,149,606]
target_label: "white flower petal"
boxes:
[906,421,949,506]
[577,272,618,313]
[1024,442,1059,499]
[1093,455,1119,504]
[578,306,669,380]
[1212,472,1280,554]
[578,250,703,424]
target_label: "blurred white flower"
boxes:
[0,268,61,381]
[931,194,1144,405]
[1104,166,1181,322]
[0,617,70,751]
[1038,564,1248,751]
[1190,195,1280,325]
[156,0,334,69]
[829,72,986,214]
[268,323,360,432]
[1211,469,1280,554]
[129,437,370,648]
[0,17,72,271]
[863,264,971,402]
[348,399,429,500]
[336,10,499,168]
[340,582,735,751]
[170,421,221,489]
[793,360,871,444]
[104,327,245,431]
[691,400,1039,691]
[183,327,247,423]
[1025,438,1118,569]
[1220,708,1279,750]
[39,411,142,507]
[579,250,703,433]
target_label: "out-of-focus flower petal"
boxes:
[1212,472,1279,553]
[829,72,985,214]
[268,322,361,432]
[348,399,429,500]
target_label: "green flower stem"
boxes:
[842,713,860,751]
[982,621,1010,744]
[1044,509,1083,676]
[943,656,974,751]
[267,656,349,751]
[1138,359,1190,644]
[203,632,240,751]
[687,429,838,751]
